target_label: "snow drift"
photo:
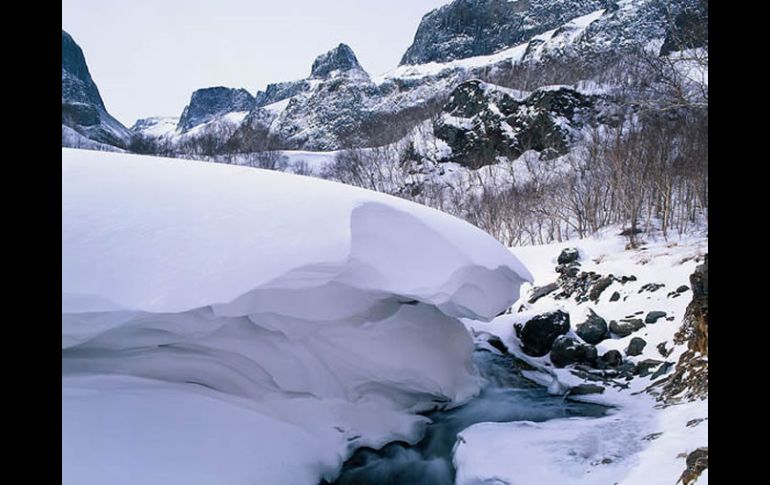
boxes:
[61,148,532,485]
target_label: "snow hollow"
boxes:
[61,148,533,485]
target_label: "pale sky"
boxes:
[62,0,449,127]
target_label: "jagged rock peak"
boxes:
[62,30,105,109]
[178,87,255,132]
[400,0,608,65]
[310,43,367,79]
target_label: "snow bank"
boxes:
[61,148,532,485]
[458,229,708,485]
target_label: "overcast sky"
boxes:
[62,0,449,126]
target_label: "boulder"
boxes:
[589,276,614,301]
[610,318,645,337]
[549,335,598,368]
[634,359,663,377]
[609,291,620,302]
[626,337,647,356]
[600,349,623,367]
[557,247,580,265]
[567,384,605,396]
[576,309,609,345]
[514,310,570,357]
[645,311,667,324]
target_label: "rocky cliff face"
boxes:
[62,30,105,108]
[433,80,615,168]
[310,43,368,80]
[400,0,607,65]
[127,0,704,156]
[178,87,255,132]
[61,30,131,149]
[659,255,708,404]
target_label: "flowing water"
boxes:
[325,350,608,485]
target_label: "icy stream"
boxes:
[326,350,608,485]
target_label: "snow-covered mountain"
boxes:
[123,0,704,157]
[61,30,131,150]
[399,0,608,65]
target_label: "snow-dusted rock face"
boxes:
[433,80,612,168]
[62,30,131,149]
[400,0,607,65]
[311,43,369,80]
[178,86,255,132]
[62,30,105,108]
[61,148,532,485]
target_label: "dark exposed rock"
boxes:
[650,361,674,380]
[434,81,604,168]
[676,285,690,293]
[642,432,663,441]
[310,43,367,79]
[638,283,665,293]
[61,30,131,149]
[62,30,104,109]
[549,335,598,368]
[557,247,580,265]
[656,341,672,358]
[528,282,559,304]
[562,265,581,277]
[514,310,570,357]
[400,0,606,65]
[677,447,708,485]
[626,337,646,356]
[600,349,623,367]
[254,79,312,108]
[576,309,609,345]
[619,275,637,283]
[609,291,620,302]
[567,384,605,396]
[589,276,614,302]
[634,359,663,377]
[660,0,708,56]
[178,87,255,132]
[486,335,509,354]
[686,418,706,428]
[658,255,708,404]
[610,318,645,337]
[645,311,667,324]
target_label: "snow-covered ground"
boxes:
[62,148,532,485]
[456,228,708,485]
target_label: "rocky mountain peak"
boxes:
[178,87,255,132]
[400,0,607,65]
[310,43,367,79]
[61,30,131,149]
[62,30,105,109]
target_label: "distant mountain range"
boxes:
[63,0,707,159]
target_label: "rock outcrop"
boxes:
[178,87,255,132]
[400,0,606,65]
[434,81,608,168]
[514,310,570,357]
[61,30,131,149]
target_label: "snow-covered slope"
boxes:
[455,229,708,484]
[61,148,532,485]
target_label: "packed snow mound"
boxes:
[62,149,530,318]
[62,148,532,485]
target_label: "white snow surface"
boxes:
[61,148,532,485]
